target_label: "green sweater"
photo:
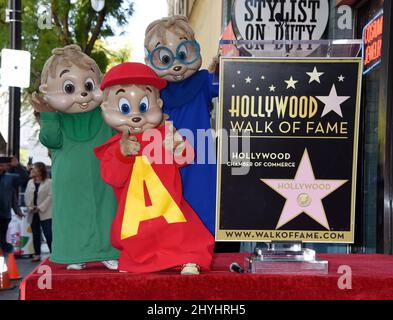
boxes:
[39,108,119,264]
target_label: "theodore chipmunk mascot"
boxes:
[144,16,219,235]
[94,62,214,274]
[30,45,119,270]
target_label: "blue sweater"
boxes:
[161,70,219,234]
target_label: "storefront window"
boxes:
[356,0,384,253]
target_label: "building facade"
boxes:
[167,0,223,69]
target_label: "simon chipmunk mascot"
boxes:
[30,45,119,270]
[94,62,214,275]
[144,16,219,235]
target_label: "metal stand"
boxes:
[245,242,328,275]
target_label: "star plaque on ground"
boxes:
[261,149,348,230]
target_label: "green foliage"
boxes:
[91,49,109,73]
[108,44,132,66]
[93,39,132,70]
[0,0,135,94]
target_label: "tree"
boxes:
[0,0,134,155]
[0,0,135,94]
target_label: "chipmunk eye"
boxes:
[84,78,95,92]
[63,80,75,94]
[118,97,131,115]
[159,50,172,65]
[139,96,149,113]
[178,45,188,62]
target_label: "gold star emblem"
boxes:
[307,67,324,83]
[285,76,298,89]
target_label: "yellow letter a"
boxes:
[121,156,186,239]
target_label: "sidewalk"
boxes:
[0,255,46,300]
[0,243,50,300]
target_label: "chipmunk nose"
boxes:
[132,117,142,123]
[81,92,88,97]
[173,66,183,72]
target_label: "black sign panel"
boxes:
[216,58,362,243]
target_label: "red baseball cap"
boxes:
[100,62,167,91]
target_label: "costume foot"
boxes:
[102,260,118,270]
[67,263,86,270]
[181,263,200,275]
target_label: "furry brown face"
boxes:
[101,84,164,134]
[145,30,202,83]
[39,64,103,113]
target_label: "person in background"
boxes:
[7,156,29,190]
[26,157,33,174]
[12,191,23,219]
[0,156,27,253]
[24,162,52,262]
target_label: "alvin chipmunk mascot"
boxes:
[94,62,214,274]
[30,45,119,270]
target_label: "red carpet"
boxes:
[20,253,393,300]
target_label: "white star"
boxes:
[237,70,241,75]
[338,75,345,82]
[256,87,260,91]
[307,67,324,83]
[269,85,276,92]
[316,84,350,118]
[285,76,298,89]
[261,75,265,80]
[232,84,235,88]
[245,76,252,84]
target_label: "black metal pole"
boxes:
[7,0,22,159]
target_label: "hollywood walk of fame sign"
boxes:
[216,57,362,243]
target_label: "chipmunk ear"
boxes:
[157,98,163,109]
[39,84,48,94]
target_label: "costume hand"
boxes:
[120,131,140,156]
[164,123,185,155]
[30,92,57,112]
[208,53,220,74]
